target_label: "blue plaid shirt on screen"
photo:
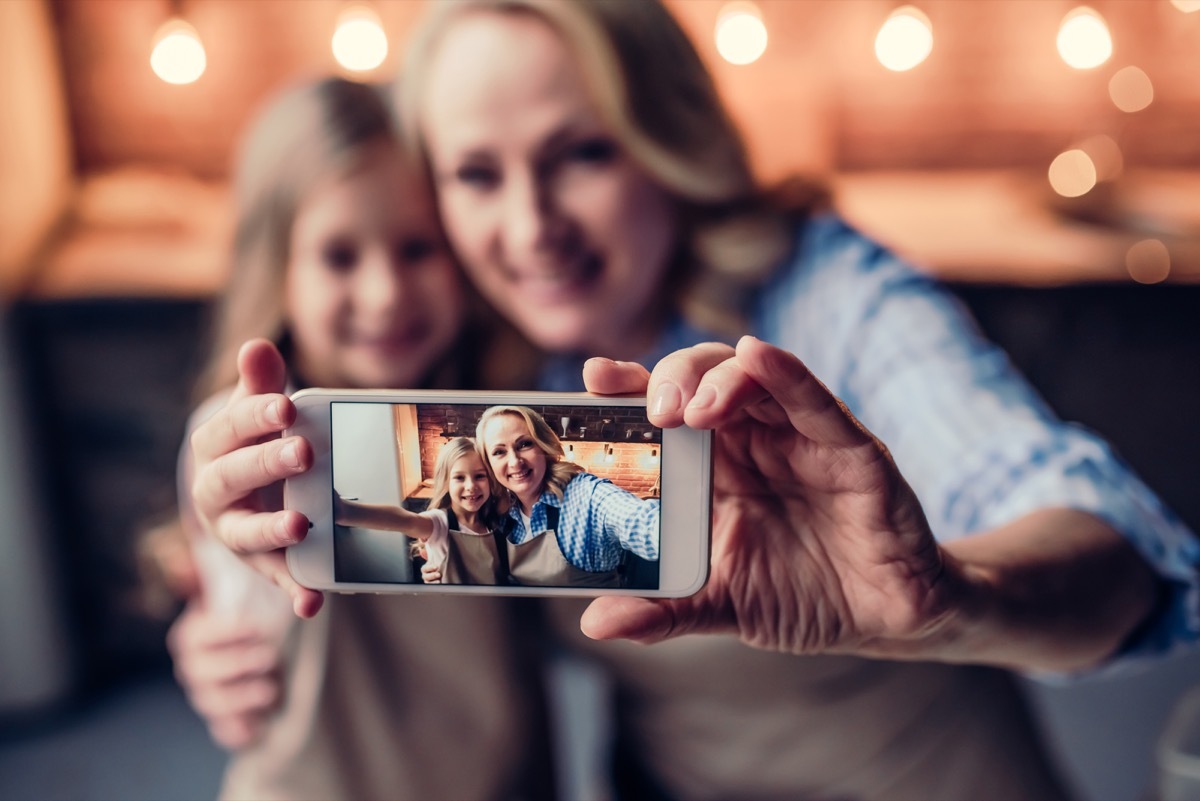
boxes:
[539,213,1199,669]
[505,473,659,571]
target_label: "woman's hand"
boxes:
[189,339,324,618]
[579,336,963,659]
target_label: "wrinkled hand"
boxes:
[168,598,285,750]
[189,339,323,618]
[579,336,958,658]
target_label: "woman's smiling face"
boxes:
[418,10,678,360]
[481,412,549,511]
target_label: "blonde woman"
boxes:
[474,405,658,587]
[195,2,1194,799]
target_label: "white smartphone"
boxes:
[284,388,711,597]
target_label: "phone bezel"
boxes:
[284,388,711,597]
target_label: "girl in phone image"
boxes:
[475,405,658,588]
[335,436,509,585]
[167,76,551,800]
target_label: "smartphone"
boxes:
[284,388,711,597]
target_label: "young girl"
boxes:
[335,436,508,585]
[165,75,552,800]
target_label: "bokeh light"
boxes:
[1076,134,1124,182]
[875,6,934,72]
[332,5,388,73]
[1126,240,1171,284]
[150,19,206,85]
[1170,0,1200,12]
[715,2,768,65]
[1109,66,1154,112]
[1057,8,1112,70]
[1048,149,1097,197]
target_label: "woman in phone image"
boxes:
[334,436,508,585]
[475,405,659,588]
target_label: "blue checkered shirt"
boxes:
[505,473,659,571]
[539,213,1199,669]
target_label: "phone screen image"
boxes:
[330,401,662,590]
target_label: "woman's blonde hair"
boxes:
[196,77,406,398]
[428,436,504,529]
[399,0,827,336]
[475,406,583,501]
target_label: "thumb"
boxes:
[580,597,690,643]
[234,338,289,400]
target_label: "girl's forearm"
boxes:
[337,501,433,540]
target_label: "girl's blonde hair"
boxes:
[197,77,410,398]
[399,0,827,336]
[427,436,503,530]
[475,406,583,501]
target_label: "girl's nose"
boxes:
[356,249,404,314]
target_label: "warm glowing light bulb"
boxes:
[332,6,388,72]
[1048,149,1097,197]
[1126,240,1171,284]
[150,19,206,85]
[1109,66,1154,112]
[1170,0,1200,12]
[1057,8,1112,70]
[875,6,933,72]
[715,2,768,65]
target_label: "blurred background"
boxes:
[1,1,1198,799]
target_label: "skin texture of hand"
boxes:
[188,339,324,618]
[579,336,1160,672]
[579,336,955,656]
[168,598,284,750]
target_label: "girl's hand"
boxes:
[579,337,960,659]
[421,563,443,584]
[168,597,285,750]
[189,339,324,618]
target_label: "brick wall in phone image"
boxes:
[416,405,662,499]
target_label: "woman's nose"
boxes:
[501,173,564,265]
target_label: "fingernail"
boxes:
[265,399,283,427]
[652,383,681,416]
[688,384,717,411]
[280,441,301,469]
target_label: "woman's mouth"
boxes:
[507,467,533,484]
[507,253,602,302]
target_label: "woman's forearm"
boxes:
[896,508,1161,673]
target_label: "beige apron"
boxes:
[507,505,622,588]
[219,594,555,801]
[438,509,505,585]
[545,598,1073,801]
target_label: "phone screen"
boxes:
[330,401,662,590]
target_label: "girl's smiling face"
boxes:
[448,452,491,515]
[481,413,548,510]
[285,139,464,389]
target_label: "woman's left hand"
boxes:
[579,336,965,659]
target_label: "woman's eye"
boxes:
[321,241,358,272]
[566,138,616,165]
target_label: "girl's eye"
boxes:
[321,240,359,272]
[454,164,499,190]
[566,137,616,165]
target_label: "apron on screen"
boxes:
[438,509,506,585]
[507,506,622,588]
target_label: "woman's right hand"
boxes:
[189,339,324,617]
